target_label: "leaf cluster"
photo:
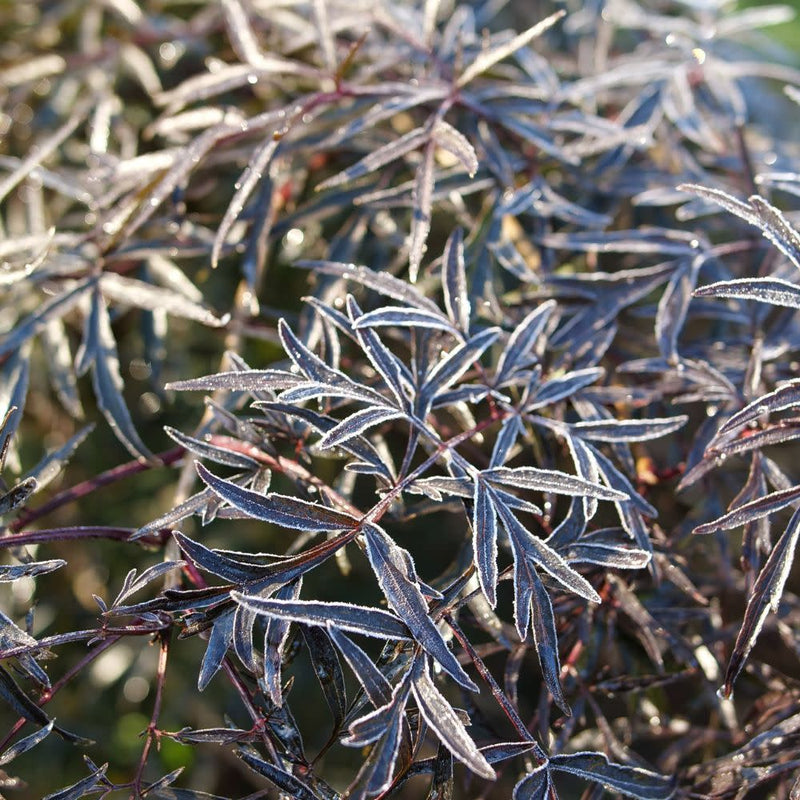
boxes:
[2,0,800,798]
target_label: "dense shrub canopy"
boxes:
[2,0,800,797]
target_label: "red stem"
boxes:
[131,632,170,798]
[446,616,545,759]
[0,636,121,753]
[0,527,160,548]
[10,447,184,533]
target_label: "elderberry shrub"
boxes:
[1,0,800,797]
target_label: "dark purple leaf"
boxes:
[409,140,435,283]
[410,657,495,780]
[296,261,440,314]
[164,426,260,469]
[344,674,412,796]
[457,11,565,87]
[607,577,666,669]
[521,178,611,227]
[540,228,698,256]
[708,422,800,459]
[237,748,321,800]
[344,680,407,747]
[549,752,674,799]
[571,415,688,443]
[0,280,91,360]
[489,414,525,468]
[483,466,625,501]
[318,126,429,190]
[252,532,356,588]
[501,517,569,712]
[442,228,470,332]
[99,273,228,327]
[166,369,301,392]
[590,446,658,517]
[473,476,498,607]
[198,611,234,691]
[426,743,454,800]
[656,259,699,362]
[42,763,108,800]
[212,135,280,270]
[279,379,392,407]
[122,122,224,236]
[231,593,411,640]
[547,497,588,549]
[559,541,651,570]
[165,726,252,745]
[496,499,601,603]
[0,354,27,470]
[261,700,307,767]
[0,609,49,687]
[140,767,183,794]
[495,301,556,385]
[26,424,93,492]
[132,488,217,541]
[86,289,155,463]
[409,475,473,501]
[481,741,542,764]
[363,524,478,691]
[413,741,541,775]
[353,307,455,333]
[347,296,410,409]
[419,327,500,413]
[116,587,227,616]
[722,506,800,697]
[233,601,258,673]
[527,367,604,409]
[301,625,347,731]
[528,565,570,715]
[0,720,53,766]
[491,239,536,281]
[278,318,384,404]
[620,502,658,571]
[111,561,184,606]
[564,431,601,519]
[318,406,405,450]
[717,379,800,436]
[680,184,800,271]
[0,664,88,744]
[0,477,37,515]
[695,277,800,309]
[694,485,800,535]
[433,119,478,176]
[255,401,395,482]
[512,763,554,800]
[328,627,392,708]
[197,463,358,532]
[262,579,302,706]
